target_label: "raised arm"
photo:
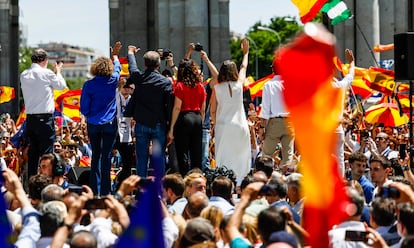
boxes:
[200,50,218,85]
[127,45,141,73]
[238,38,250,82]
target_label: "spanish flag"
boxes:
[15,106,26,128]
[246,74,274,99]
[0,86,15,104]
[291,0,329,23]
[276,23,349,247]
[56,89,82,122]
[363,67,396,96]
[119,57,129,77]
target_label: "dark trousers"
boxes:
[174,111,202,176]
[114,141,135,185]
[87,120,117,196]
[26,114,55,179]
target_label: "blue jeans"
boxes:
[201,128,211,170]
[135,123,166,177]
[87,120,117,196]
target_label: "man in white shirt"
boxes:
[260,57,295,171]
[20,48,66,179]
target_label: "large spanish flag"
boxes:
[246,74,274,99]
[291,0,329,23]
[276,23,349,247]
[0,86,15,104]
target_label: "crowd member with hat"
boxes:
[80,41,122,196]
[179,217,216,247]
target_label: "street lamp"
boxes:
[245,36,258,80]
[257,26,282,46]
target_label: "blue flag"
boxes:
[115,141,165,248]
[0,178,13,248]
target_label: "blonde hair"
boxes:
[90,57,114,77]
[184,172,207,198]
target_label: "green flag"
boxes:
[321,0,352,25]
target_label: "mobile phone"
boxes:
[399,144,407,159]
[137,178,153,188]
[378,187,400,199]
[344,230,368,242]
[84,197,107,210]
[68,185,84,195]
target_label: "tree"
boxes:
[230,16,303,79]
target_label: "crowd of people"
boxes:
[2,37,414,248]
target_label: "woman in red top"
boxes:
[168,57,207,176]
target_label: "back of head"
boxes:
[254,155,274,179]
[257,206,287,244]
[211,176,233,200]
[370,198,396,227]
[41,184,64,203]
[346,187,365,217]
[218,60,238,83]
[163,173,185,197]
[70,230,98,248]
[200,205,224,229]
[90,57,114,77]
[177,59,202,87]
[184,191,209,220]
[267,176,288,198]
[180,217,216,248]
[267,231,298,248]
[144,51,161,69]
[28,174,52,201]
[40,201,67,237]
[31,48,48,63]
[398,202,414,235]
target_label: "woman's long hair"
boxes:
[218,60,238,83]
[177,59,202,88]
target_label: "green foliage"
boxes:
[66,77,86,90]
[230,16,302,79]
[18,47,32,74]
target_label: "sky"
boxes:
[19,0,299,55]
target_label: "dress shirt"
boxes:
[167,197,187,215]
[20,63,67,114]
[259,75,289,119]
[124,54,173,130]
[208,196,235,216]
[14,206,41,248]
[358,175,374,203]
[80,60,121,125]
[328,221,370,248]
[270,200,301,224]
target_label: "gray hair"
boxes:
[41,184,64,203]
[40,201,67,237]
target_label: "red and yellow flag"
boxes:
[56,89,82,122]
[15,106,26,128]
[363,67,396,96]
[0,86,15,104]
[276,23,349,247]
[245,74,274,99]
[291,0,329,23]
[119,57,130,77]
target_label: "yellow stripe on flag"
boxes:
[0,86,15,104]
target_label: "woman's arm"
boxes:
[210,88,217,125]
[238,38,249,82]
[167,96,182,145]
[200,50,218,85]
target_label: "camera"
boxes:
[68,185,85,195]
[136,177,153,188]
[194,43,203,52]
[344,230,368,242]
[84,197,108,210]
[378,187,400,199]
[160,49,172,60]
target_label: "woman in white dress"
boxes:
[208,38,251,185]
